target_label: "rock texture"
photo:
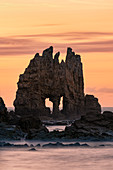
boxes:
[17,115,48,133]
[14,46,101,119]
[64,111,113,140]
[85,95,101,114]
[0,97,48,140]
[25,111,113,140]
[0,123,25,140]
[0,97,8,122]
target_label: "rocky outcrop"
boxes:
[14,47,85,118]
[14,46,101,119]
[25,111,113,140]
[0,122,25,140]
[84,95,101,114]
[0,97,8,122]
[0,97,48,140]
[42,142,89,148]
[17,115,48,133]
[65,111,113,140]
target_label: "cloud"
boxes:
[70,40,113,46]
[0,37,34,45]
[69,0,113,8]
[97,88,113,93]
[85,87,97,93]
[0,43,50,56]
[75,47,113,53]
[86,87,113,94]
[15,31,113,38]
[0,31,113,56]
[34,24,63,27]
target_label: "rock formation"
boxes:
[0,97,48,140]
[0,97,8,122]
[84,95,101,114]
[17,115,48,133]
[26,111,113,140]
[64,111,113,140]
[14,46,101,119]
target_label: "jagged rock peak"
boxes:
[0,97,8,122]
[42,46,53,58]
[54,52,60,63]
[67,47,72,54]
[66,47,81,63]
[14,46,101,119]
[0,97,7,112]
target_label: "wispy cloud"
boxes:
[15,31,113,38]
[0,37,34,45]
[0,31,113,56]
[86,87,113,94]
[69,0,113,7]
[34,24,63,27]
[98,88,113,93]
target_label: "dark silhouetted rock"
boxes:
[13,144,29,147]
[67,142,81,147]
[3,142,14,147]
[84,95,101,114]
[14,47,101,119]
[0,97,19,125]
[0,97,8,122]
[17,115,42,132]
[81,143,89,147]
[42,142,64,148]
[64,111,113,140]
[26,126,49,140]
[103,111,113,120]
[35,144,41,147]
[99,144,105,147]
[29,148,36,151]
[30,144,34,147]
[0,123,25,140]
[14,47,85,119]
[42,142,89,147]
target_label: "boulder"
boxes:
[103,111,113,120]
[29,148,37,151]
[17,115,43,132]
[84,95,101,114]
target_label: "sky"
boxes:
[0,0,113,107]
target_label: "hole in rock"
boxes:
[59,96,63,110]
[45,98,53,113]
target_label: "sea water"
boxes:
[1,141,113,170]
[102,107,113,112]
[2,107,113,170]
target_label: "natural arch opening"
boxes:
[45,98,53,113]
[59,96,63,111]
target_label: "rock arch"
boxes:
[14,46,100,119]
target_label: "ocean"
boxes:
[2,107,113,170]
[1,141,113,170]
[102,107,113,113]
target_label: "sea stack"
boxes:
[14,46,101,119]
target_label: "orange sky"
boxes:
[0,0,113,107]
